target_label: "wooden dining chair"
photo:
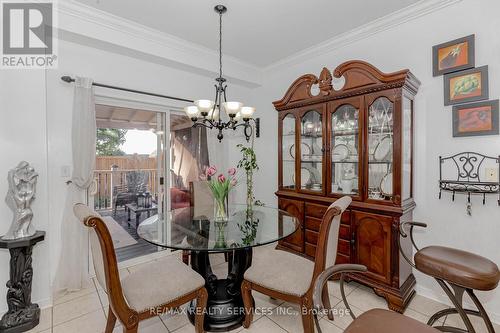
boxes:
[73,203,208,333]
[241,196,352,333]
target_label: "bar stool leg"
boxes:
[466,289,496,333]
[427,279,476,333]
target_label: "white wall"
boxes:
[240,0,500,322]
[0,71,52,310]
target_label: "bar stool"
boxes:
[399,222,500,333]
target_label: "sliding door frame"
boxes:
[93,92,188,269]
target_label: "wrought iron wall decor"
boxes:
[439,152,500,215]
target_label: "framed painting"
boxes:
[444,66,488,106]
[452,100,499,137]
[433,35,475,76]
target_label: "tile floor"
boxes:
[27,253,500,333]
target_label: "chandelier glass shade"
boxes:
[184,5,257,142]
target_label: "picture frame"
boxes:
[452,100,499,137]
[444,66,488,106]
[432,35,475,76]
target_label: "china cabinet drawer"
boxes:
[305,230,318,245]
[338,239,351,256]
[305,216,351,239]
[339,224,350,240]
[305,203,327,219]
[305,204,351,225]
[305,217,321,232]
[305,243,316,257]
[336,253,350,264]
[278,198,305,253]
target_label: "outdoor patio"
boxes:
[96,208,163,262]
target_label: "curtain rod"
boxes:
[60,76,194,103]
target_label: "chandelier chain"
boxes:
[219,10,223,79]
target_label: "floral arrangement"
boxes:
[203,166,238,222]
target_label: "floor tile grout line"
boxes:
[51,308,106,330]
[51,294,104,327]
[52,287,96,306]
[265,314,293,332]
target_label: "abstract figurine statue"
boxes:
[2,161,38,240]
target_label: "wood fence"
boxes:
[93,156,160,210]
[95,155,156,170]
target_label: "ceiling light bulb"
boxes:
[222,101,243,117]
[194,100,215,115]
[234,111,242,122]
[184,106,200,119]
[240,106,255,119]
[207,107,219,121]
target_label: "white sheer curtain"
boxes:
[53,77,96,294]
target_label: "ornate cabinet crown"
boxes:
[274,60,421,312]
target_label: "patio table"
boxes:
[137,204,298,332]
[125,203,157,230]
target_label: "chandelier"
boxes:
[184,5,257,142]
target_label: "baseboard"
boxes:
[415,284,500,325]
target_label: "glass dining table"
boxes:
[137,204,299,332]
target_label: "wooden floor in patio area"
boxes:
[98,208,166,262]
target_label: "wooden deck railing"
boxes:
[93,168,159,210]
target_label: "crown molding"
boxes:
[264,0,463,72]
[57,1,263,88]
[56,0,463,83]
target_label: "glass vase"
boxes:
[214,220,228,249]
[214,196,228,223]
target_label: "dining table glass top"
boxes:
[137,204,299,252]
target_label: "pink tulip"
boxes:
[228,167,236,176]
[218,174,226,182]
[230,178,237,186]
[206,166,217,177]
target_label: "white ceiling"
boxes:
[74,0,421,67]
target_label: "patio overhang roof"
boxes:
[96,104,192,131]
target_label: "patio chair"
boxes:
[113,171,148,215]
[74,203,208,333]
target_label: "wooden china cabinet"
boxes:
[274,60,420,312]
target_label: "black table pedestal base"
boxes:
[187,279,246,332]
[0,231,45,333]
[188,248,253,332]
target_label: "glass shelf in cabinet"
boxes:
[332,130,359,137]
[368,160,392,164]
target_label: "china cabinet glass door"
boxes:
[368,97,394,201]
[281,113,296,190]
[299,110,323,192]
[331,103,360,196]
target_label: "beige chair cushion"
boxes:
[121,256,205,312]
[244,246,314,297]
